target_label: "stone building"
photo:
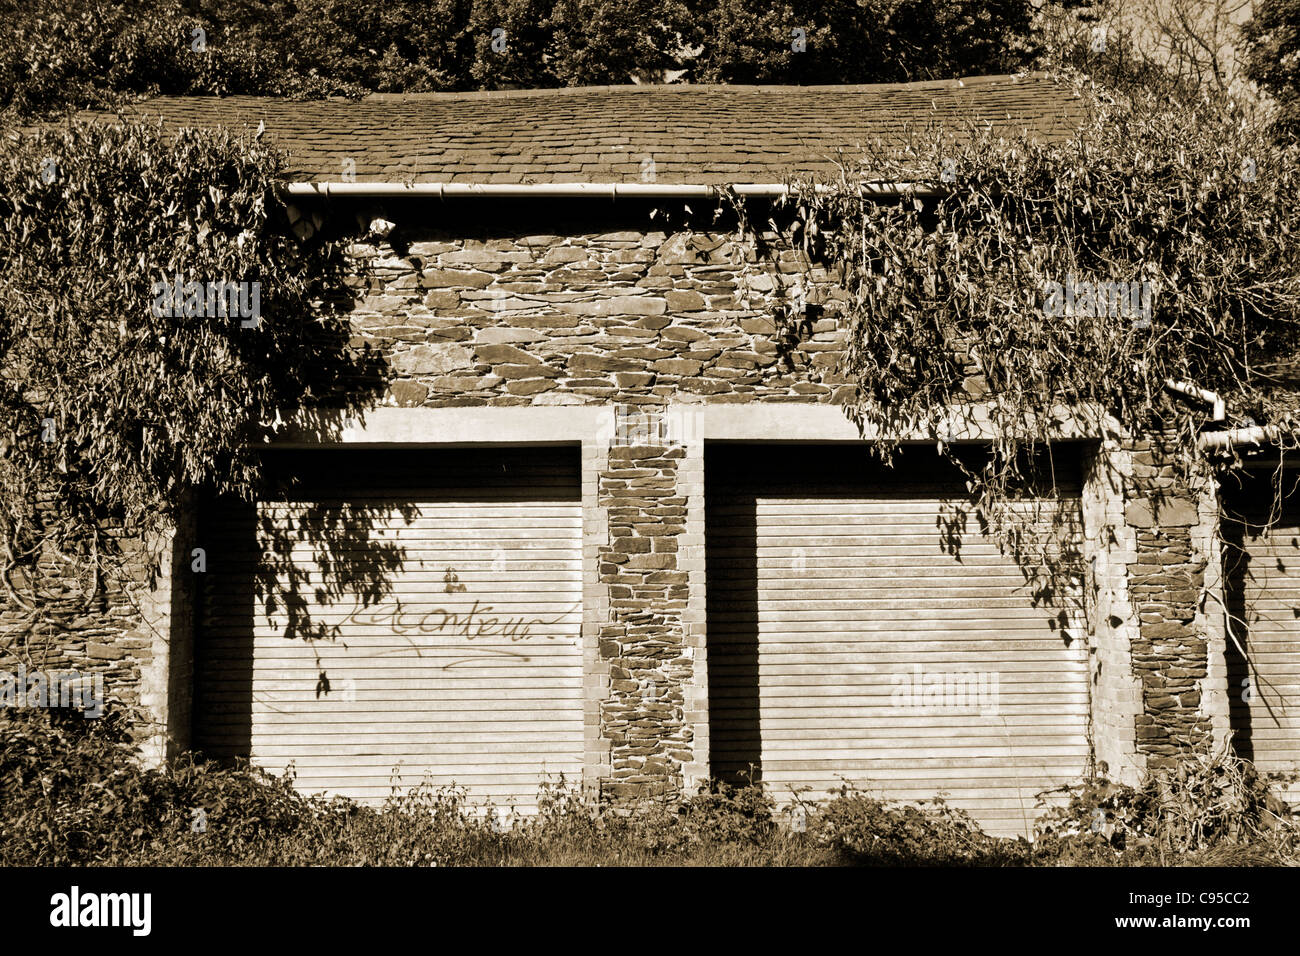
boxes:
[6,74,1296,837]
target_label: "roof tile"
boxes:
[100,74,1085,185]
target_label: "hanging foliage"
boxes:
[719,74,1300,578]
[0,119,386,645]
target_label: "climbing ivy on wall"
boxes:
[0,120,385,646]
[721,71,1300,576]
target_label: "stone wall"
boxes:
[1,203,1248,796]
[0,529,170,751]
[343,218,851,410]
[1122,432,1223,770]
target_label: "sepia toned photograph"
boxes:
[0,0,1296,938]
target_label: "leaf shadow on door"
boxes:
[194,449,418,761]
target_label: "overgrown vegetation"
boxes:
[2,710,1294,866]
[712,67,1300,574]
[1035,739,1299,865]
[0,0,1049,121]
[0,119,386,654]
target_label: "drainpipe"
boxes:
[1164,379,1284,450]
[1164,379,1225,421]
[283,181,944,199]
[1198,425,1281,450]
[1162,380,1288,449]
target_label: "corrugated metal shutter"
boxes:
[707,444,1090,838]
[195,447,584,811]
[1223,475,1300,800]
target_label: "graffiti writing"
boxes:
[340,598,579,644]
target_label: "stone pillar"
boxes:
[136,520,194,767]
[595,407,695,799]
[678,427,709,793]
[582,437,612,790]
[1123,433,1220,770]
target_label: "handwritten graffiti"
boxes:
[340,597,580,644]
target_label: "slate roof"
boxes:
[103,73,1086,185]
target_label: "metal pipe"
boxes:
[1164,379,1226,421]
[284,181,944,199]
[1198,425,1280,449]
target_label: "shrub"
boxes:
[1034,742,1299,865]
[4,710,1293,866]
[812,785,1031,866]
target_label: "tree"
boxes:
[693,0,1038,84]
[1241,0,1300,139]
[728,72,1300,563]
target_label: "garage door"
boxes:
[707,444,1090,838]
[195,447,584,811]
[1222,472,1300,800]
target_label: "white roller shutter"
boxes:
[707,444,1090,838]
[1223,476,1300,801]
[195,447,584,811]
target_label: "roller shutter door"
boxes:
[195,447,584,811]
[707,444,1090,838]
[1222,474,1300,801]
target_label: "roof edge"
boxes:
[343,72,1059,103]
[285,181,945,199]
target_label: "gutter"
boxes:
[283,181,945,199]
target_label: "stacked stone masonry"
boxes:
[0,215,1248,795]
[1123,435,1215,770]
[346,226,852,410]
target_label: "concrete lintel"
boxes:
[267,405,609,446]
[265,402,1108,448]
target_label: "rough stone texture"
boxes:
[1124,434,1217,770]
[0,527,164,750]
[596,423,694,799]
[347,227,857,411]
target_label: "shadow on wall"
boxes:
[192,449,421,760]
[1220,467,1300,764]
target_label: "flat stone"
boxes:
[390,344,474,375]
[660,325,709,342]
[505,379,557,395]
[420,269,494,289]
[652,359,702,376]
[665,290,706,311]
[558,296,666,317]
[389,381,429,406]
[569,353,641,373]
[474,343,540,365]
[496,363,561,379]
[475,326,547,344]
[422,290,461,309]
